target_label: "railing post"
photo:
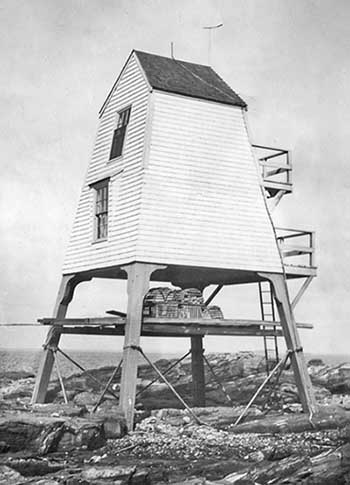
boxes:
[310,231,316,267]
[287,150,292,185]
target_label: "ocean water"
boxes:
[0,348,170,379]
[1,348,349,379]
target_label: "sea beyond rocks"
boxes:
[1,351,350,484]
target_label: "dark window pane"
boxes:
[97,213,108,239]
[109,126,126,159]
[95,182,108,239]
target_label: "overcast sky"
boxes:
[1,0,350,357]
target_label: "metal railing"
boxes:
[276,227,316,268]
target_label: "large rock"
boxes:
[31,403,87,417]
[16,353,350,416]
[230,406,350,434]
[3,458,64,477]
[0,378,34,401]
[0,413,106,454]
[81,465,136,481]
[0,465,24,485]
[93,404,127,438]
[310,363,350,394]
[151,406,262,428]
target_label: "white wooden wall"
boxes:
[63,59,282,275]
[63,53,150,274]
[136,92,282,273]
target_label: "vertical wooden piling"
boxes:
[191,336,206,407]
[31,274,81,404]
[259,272,317,414]
[119,263,165,430]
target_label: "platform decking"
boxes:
[38,317,313,338]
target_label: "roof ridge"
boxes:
[133,49,211,69]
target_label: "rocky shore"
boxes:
[1,352,350,484]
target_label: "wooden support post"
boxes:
[258,272,317,414]
[119,262,165,430]
[191,336,206,407]
[31,274,82,404]
[291,276,314,309]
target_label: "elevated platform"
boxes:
[277,227,317,278]
[39,317,313,338]
[252,144,293,198]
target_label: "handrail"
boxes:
[276,227,316,268]
[252,144,292,188]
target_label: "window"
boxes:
[94,180,109,240]
[109,107,131,160]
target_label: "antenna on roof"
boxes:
[170,42,175,59]
[203,23,223,65]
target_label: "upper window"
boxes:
[94,180,109,240]
[109,107,131,160]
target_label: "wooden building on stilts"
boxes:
[32,50,317,430]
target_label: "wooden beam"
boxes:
[291,276,314,309]
[119,263,166,431]
[60,324,284,337]
[106,309,127,317]
[32,274,83,404]
[191,336,206,407]
[263,180,292,193]
[39,317,313,330]
[39,317,125,325]
[283,264,317,278]
[259,272,317,414]
[204,285,223,306]
[268,190,287,212]
[282,246,314,257]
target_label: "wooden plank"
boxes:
[39,317,125,326]
[282,245,314,255]
[39,317,313,330]
[283,264,317,277]
[60,324,284,337]
[259,272,317,414]
[145,318,313,329]
[191,336,206,406]
[252,143,288,153]
[263,180,293,192]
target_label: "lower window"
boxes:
[93,180,109,240]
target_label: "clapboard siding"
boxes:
[63,56,282,276]
[136,91,282,273]
[63,53,150,274]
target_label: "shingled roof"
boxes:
[134,50,246,108]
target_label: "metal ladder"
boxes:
[258,281,279,375]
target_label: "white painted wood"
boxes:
[63,60,282,275]
[63,53,150,273]
[136,91,282,273]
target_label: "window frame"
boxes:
[109,105,132,161]
[91,178,110,242]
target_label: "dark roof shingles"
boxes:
[134,50,246,108]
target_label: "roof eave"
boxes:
[152,87,247,109]
[99,50,152,118]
